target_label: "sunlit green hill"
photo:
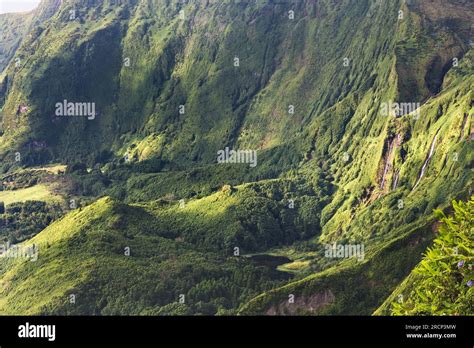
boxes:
[0,0,472,315]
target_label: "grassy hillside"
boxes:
[0,195,300,315]
[0,0,472,315]
[0,184,58,206]
[239,218,436,315]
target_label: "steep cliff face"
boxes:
[0,0,62,73]
[0,0,472,315]
[0,13,29,73]
[2,0,402,165]
[1,1,471,166]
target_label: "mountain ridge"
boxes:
[0,0,472,315]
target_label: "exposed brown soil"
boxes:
[266,289,336,315]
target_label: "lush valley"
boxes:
[0,0,472,315]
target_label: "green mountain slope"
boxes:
[0,13,30,73]
[375,197,473,316]
[0,0,472,315]
[0,196,294,315]
[238,70,473,314]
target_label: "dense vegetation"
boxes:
[0,0,472,315]
[376,197,473,315]
[0,200,64,243]
[0,197,295,315]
